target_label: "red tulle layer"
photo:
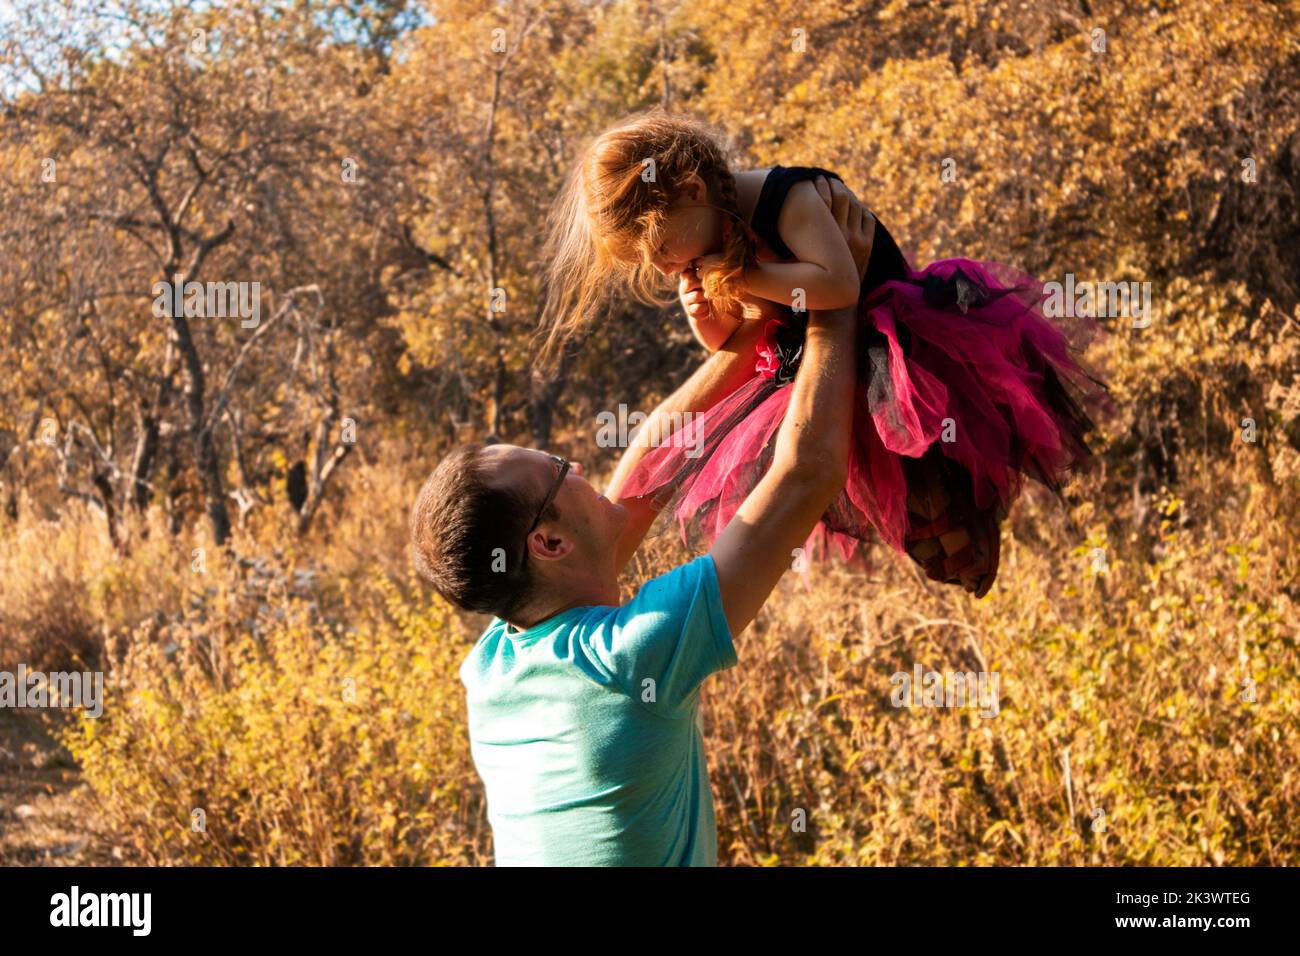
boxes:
[617,257,1112,563]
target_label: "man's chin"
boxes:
[602,495,630,529]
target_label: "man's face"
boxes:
[478,445,628,569]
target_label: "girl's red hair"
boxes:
[534,110,755,373]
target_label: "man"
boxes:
[409,177,875,865]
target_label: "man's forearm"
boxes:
[706,303,859,638]
[769,306,858,482]
[606,317,767,574]
[607,317,766,500]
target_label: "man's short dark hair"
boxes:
[409,442,557,619]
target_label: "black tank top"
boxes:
[747,165,912,382]
[748,165,909,293]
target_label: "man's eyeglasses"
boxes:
[521,454,569,566]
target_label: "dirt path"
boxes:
[0,710,121,865]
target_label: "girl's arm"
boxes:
[740,179,870,310]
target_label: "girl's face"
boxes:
[648,173,723,278]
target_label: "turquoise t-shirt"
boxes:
[458,553,738,866]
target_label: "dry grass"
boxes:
[693,480,1299,865]
[8,446,1298,866]
[5,292,1299,866]
[0,710,122,866]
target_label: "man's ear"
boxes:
[527,528,575,562]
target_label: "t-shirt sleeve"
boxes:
[576,554,737,720]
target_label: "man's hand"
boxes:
[812,175,876,283]
[709,294,858,638]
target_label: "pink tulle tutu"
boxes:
[618,256,1112,568]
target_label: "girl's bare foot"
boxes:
[905,482,970,589]
[937,527,980,592]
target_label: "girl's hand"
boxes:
[678,266,711,323]
[680,265,742,352]
[692,253,733,292]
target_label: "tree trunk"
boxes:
[529,349,571,449]
[169,311,232,546]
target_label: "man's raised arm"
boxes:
[708,304,858,638]
[710,181,871,638]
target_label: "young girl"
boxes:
[538,111,1110,597]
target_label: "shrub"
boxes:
[60,568,489,866]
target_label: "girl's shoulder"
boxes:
[748,166,844,260]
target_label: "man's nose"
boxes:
[569,461,585,477]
